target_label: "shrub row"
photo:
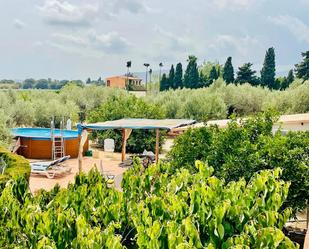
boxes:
[0,147,30,189]
[168,111,309,214]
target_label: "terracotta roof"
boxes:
[106,75,142,80]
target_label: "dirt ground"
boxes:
[28,138,175,193]
[29,151,127,193]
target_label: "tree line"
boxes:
[0,77,105,90]
[160,49,309,91]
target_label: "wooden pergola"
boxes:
[77,118,196,172]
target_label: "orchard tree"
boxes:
[295,51,309,81]
[35,79,49,89]
[184,55,199,89]
[261,47,276,88]
[159,73,169,91]
[235,63,259,85]
[174,63,183,89]
[22,78,36,89]
[169,64,175,89]
[223,56,234,83]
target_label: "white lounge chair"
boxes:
[30,156,71,179]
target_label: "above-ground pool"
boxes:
[12,128,89,159]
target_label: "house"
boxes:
[105,75,142,89]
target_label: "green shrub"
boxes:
[168,111,309,214]
[0,147,31,189]
[88,95,166,153]
[0,110,13,148]
[0,163,298,248]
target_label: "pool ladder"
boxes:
[51,120,65,160]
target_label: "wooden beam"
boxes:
[155,128,160,163]
[78,129,88,173]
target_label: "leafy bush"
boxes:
[0,147,31,189]
[168,112,309,214]
[0,162,298,248]
[147,79,309,119]
[0,110,13,148]
[88,94,166,153]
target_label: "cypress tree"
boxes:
[235,63,258,85]
[174,63,183,89]
[159,73,169,91]
[295,51,309,81]
[209,66,218,81]
[184,55,199,88]
[169,65,175,89]
[280,77,289,90]
[217,67,221,78]
[223,56,234,83]
[260,47,276,88]
[287,69,294,84]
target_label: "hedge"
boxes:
[0,147,30,189]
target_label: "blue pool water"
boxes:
[12,128,79,140]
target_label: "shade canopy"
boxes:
[79,118,196,131]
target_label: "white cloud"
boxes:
[211,0,259,10]
[210,34,260,58]
[269,15,309,44]
[154,26,193,52]
[38,0,98,27]
[47,30,131,56]
[13,19,26,29]
[108,0,148,14]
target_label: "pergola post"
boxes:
[121,128,132,162]
[155,128,160,163]
[121,129,126,162]
[78,129,88,173]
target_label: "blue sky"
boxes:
[0,0,308,80]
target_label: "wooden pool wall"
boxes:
[17,137,89,159]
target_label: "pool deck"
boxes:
[29,151,127,193]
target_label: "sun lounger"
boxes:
[30,156,71,179]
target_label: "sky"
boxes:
[0,0,308,80]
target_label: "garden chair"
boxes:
[99,160,115,185]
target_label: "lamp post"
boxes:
[159,62,163,94]
[159,62,163,82]
[126,61,131,90]
[143,63,150,92]
[149,68,153,83]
